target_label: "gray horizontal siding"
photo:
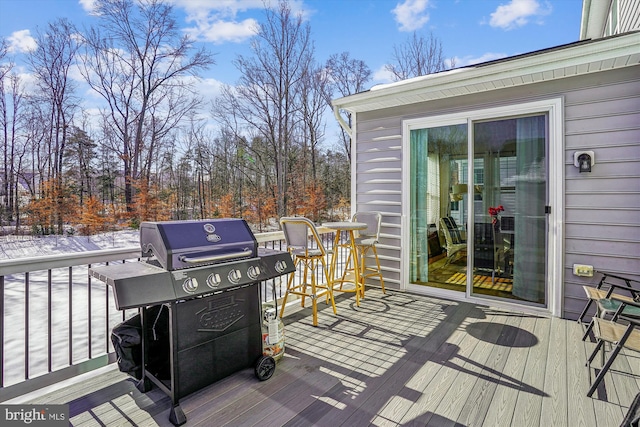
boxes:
[562,69,640,319]
[354,117,403,287]
[353,65,640,317]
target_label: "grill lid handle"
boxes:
[179,249,253,264]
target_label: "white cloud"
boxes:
[193,77,225,100]
[184,18,259,44]
[489,0,551,30]
[169,0,264,43]
[372,65,395,84]
[78,0,98,14]
[7,30,37,53]
[12,69,39,96]
[392,0,432,32]
[171,0,264,16]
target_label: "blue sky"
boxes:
[1,0,583,86]
[0,0,583,139]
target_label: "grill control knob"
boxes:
[275,260,288,273]
[247,265,261,280]
[183,277,198,294]
[228,269,242,284]
[206,273,222,289]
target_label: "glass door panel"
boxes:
[471,115,547,304]
[409,124,468,292]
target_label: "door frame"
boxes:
[401,98,564,316]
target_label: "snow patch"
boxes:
[0,230,140,260]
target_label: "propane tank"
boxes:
[262,306,285,361]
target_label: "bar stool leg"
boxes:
[279,257,299,319]
[310,264,318,326]
[356,244,385,297]
[348,230,362,306]
[321,256,337,314]
[371,245,386,294]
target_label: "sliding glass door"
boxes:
[408,112,549,307]
[471,115,547,304]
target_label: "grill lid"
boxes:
[140,219,257,271]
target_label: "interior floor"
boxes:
[417,253,523,301]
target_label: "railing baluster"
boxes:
[68,266,72,366]
[48,269,52,373]
[24,271,29,380]
[104,267,110,353]
[87,265,92,360]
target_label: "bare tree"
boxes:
[299,63,331,183]
[214,0,313,217]
[325,52,372,160]
[386,31,447,81]
[1,54,28,230]
[28,18,80,233]
[80,0,214,214]
[63,126,97,205]
[0,38,14,226]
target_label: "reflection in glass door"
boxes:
[409,124,468,292]
[472,115,547,304]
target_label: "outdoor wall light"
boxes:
[574,151,595,173]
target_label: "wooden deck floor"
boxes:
[13,289,640,426]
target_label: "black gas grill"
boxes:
[89,219,294,426]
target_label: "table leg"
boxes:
[329,231,340,289]
[327,228,364,307]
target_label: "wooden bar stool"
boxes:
[279,217,336,326]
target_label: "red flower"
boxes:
[488,205,504,216]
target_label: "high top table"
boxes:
[323,221,367,306]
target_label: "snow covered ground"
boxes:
[0,230,140,260]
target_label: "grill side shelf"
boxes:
[90,263,177,310]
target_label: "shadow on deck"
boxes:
[10,289,640,426]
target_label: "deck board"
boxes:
[458,313,523,427]
[368,302,475,426]
[566,320,598,427]
[7,289,638,427]
[510,316,551,427]
[434,311,504,425]
[398,309,498,425]
[481,314,536,427]
[540,316,568,427]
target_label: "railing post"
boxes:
[1,275,4,388]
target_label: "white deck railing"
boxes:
[0,227,342,402]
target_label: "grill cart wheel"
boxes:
[255,355,276,381]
